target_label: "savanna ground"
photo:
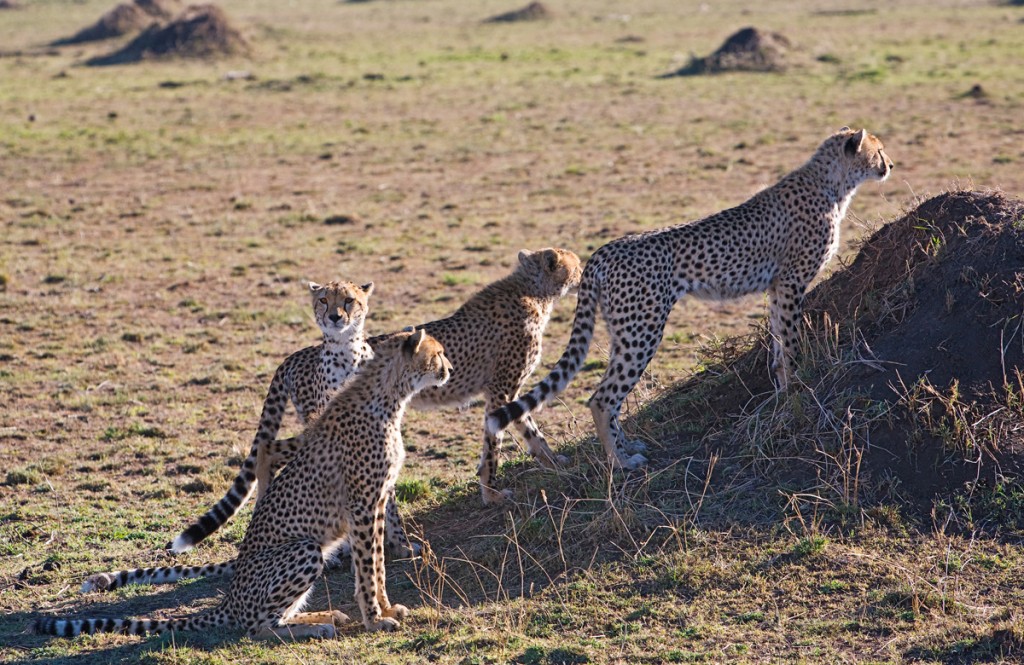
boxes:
[2,0,1024,663]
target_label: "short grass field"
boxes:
[2,0,1024,663]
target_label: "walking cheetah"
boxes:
[487,128,894,469]
[37,329,452,639]
[267,247,583,505]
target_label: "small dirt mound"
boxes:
[666,27,791,76]
[483,1,552,23]
[51,0,181,46]
[86,4,247,66]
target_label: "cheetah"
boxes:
[122,248,576,592]
[37,329,452,639]
[486,128,894,470]
[267,247,583,505]
[165,280,425,559]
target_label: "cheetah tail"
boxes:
[166,443,259,553]
[485,267,599,435]
[34,607,230,638]
[79,559,237,593]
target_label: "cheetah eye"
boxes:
[344,297,354,306]
[319,298,328,304]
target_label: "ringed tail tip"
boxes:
[168,534,193,554]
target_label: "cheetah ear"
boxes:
[844,129,867,157]
[518,249,534,265]
[308,281,323,293]
[838,126,851,133]
[403,328,427,356]
[544,249,558,272]
[360,282,374,297]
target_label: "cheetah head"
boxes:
[402,328,452,392]
[830,127,894,185]
[309,280,374,339]
[517,247,583,298]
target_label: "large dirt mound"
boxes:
[86,3,246,65]
[52,0,181,46]
[665,27,792,76]
[656,191,1024,525]
[483,1,552,23]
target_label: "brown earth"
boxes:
[483,1,552,24]
[666,26,792,76]
[51,0,182,46]
[86,3,246,66]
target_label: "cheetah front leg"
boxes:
[383,489,421,558]
[476,425,514,505]
[767,279,808,391]
[349,494,405,631]
[319,489,419,568]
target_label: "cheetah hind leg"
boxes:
[246,540,338,641]
[514,415,569,468]
[260,610,350,641]
[590,399,648,470]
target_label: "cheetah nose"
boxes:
[328,313,341,323]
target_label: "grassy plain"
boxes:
[2,0,1024,663]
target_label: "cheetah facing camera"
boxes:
[164,280,415,556]
[487,128,894,470]
[37,329,452,639]
[263,247,583,505]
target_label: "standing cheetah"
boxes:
[36,330,452,639]
[487,128,894,469]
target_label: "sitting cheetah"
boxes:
[266,247,584,505]
[37,330,452,639]
[166,280,420,559]
[487,128,894,469]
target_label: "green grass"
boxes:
[2,0,1024,663]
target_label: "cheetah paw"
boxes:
[531,448,570,469]
[80,574,113,593]
[330,610,351,626]
[614,453,648,470]
[383,604,408,620]
[312,624,338,639]
[481,487,514,506]
[388,541,422,559]
[367,617,401,632]
[625,439,648,455]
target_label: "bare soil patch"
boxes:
[665,26,792,76]
[483,1,552,24]
[52,0,182,46]
[86,3,246,66]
